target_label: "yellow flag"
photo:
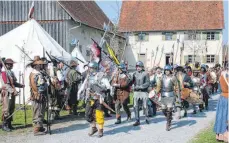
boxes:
[106,43,120,65]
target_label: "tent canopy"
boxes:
[0,19,72,103]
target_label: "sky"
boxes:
[96,1,228,44]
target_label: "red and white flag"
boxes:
[28,1,35,19]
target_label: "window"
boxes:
[206,32,215,40]
[188,55,193,63]
[86,50,90,57]
[184,55,200,63]
[135,33,149,41]
[79,45,82,53]
[162,32,176,41]
[206,55,215,63]
[138,53,146,65]
[186,31,201,40]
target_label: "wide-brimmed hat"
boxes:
[4,58,16,64]
[32,56,46,65]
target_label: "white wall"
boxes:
[124,30,223,69]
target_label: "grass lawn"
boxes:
[190,123,217,143]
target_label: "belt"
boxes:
[161,91,174,97]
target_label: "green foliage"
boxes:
[190,123,217,143]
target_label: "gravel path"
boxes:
[0,94,219,143]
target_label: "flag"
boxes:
[106,42,120,65]
[90,39,101,64]
[28,1,35,19]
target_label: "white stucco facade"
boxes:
[124,30,223,69]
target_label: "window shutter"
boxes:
[172,33,177,40]
[215,32,220,40]
[202,32,207,40]
[145,34,149,41]
[202,55,207,63]
[162,35,165,41]
[184,55,188,63]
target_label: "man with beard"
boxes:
[112,63,131,124]
[132,61,150,126]
[29,56,48,135]
[156,65,179,131]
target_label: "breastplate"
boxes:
[135,72,145,86]
[192,77,200,90]
[162,76,174,92]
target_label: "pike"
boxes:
[46,51,82,76]
[157,45,164,66]
[174,35,180,63]
[153,45,159,67]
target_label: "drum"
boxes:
[185,91,204,104]
[181,88,191,100]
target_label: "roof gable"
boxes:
[58,1,111,30]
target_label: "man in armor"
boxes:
[111,63,131,124]
[200,64,209,110]
[191,70,203,114]
[1,58,24,132]
[29,56,48,135]
[132,61,150,126]
[155,65,180,131]
[81,61,114,137]
[65,60,81,115]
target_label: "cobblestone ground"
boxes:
[0,94,219,143]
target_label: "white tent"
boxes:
[0,19,72,104]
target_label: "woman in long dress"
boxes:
[214,66,228,142]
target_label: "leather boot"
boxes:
[98,129,103,138]
[34,127,46,136]
[166,110,172,131]
[88,127,98,136]
[2,121,11,132]
[115,116,121,124]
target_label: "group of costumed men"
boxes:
[0,54,225,138]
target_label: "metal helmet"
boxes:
[164,65,172,71]
[88,61,98,69]
[201,64,207,70]
[136,61,144,67]
[173,64,179,69]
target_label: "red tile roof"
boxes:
[58,1,111,30]
[119,1,224,32]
